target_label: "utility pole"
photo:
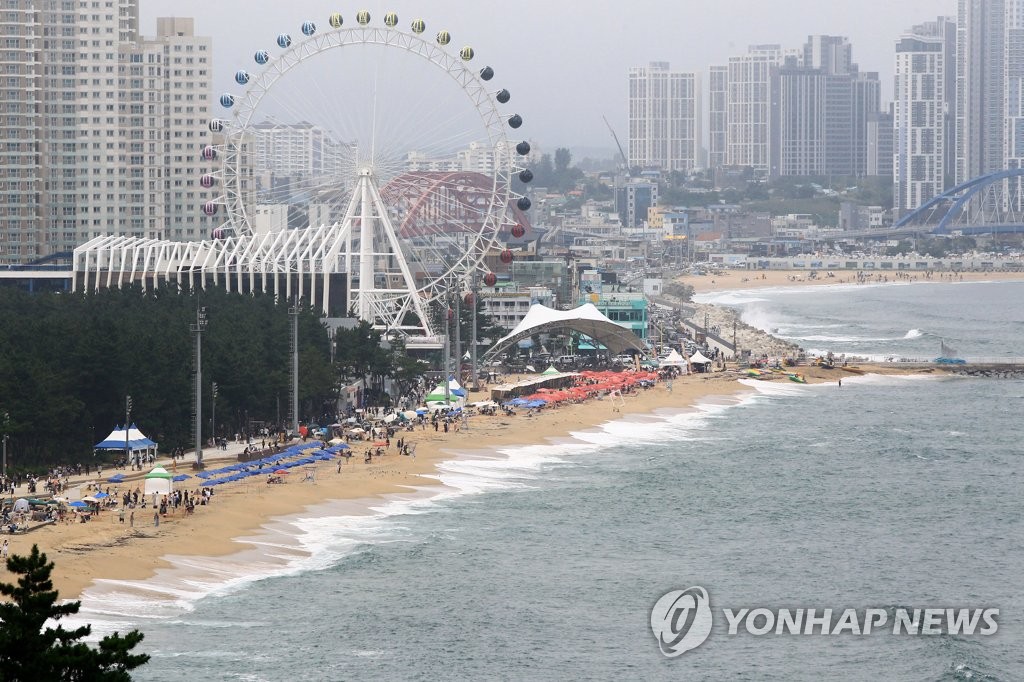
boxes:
[211,382,218,447]
[454,278,462,388]
[732,319,738,364]
[191,304,207,469]
[124,394,132,470]
[288,299,299,437]
[443,277,452,405]
[470,271,479,391]
[2,411,9,478]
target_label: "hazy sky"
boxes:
[141,0,954,157]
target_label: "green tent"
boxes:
[541,365,561,376]
[424,383,452,402]
[145,466,172,479]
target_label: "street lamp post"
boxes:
[125,394,132,470]
[2,411,9,479]
[211,381,218,449]
[470,271,479,391]
[191,305,207,469]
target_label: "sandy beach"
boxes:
[0,268,977,603]
[675,268,1024,294]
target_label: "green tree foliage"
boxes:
[0,286,336,466]
[0,544,149,681]
[554,147,572,174]
[514,149,584,195]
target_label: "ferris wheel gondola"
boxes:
[202,11,532,339]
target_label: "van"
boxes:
[556,355,578,365]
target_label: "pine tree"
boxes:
[0,544,149,681]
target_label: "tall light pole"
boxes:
[443,277,452,405]
[211,381,218,447]
[191,304,207,469]
[288,299,299,437]
[453,278,462,387]
[470,271,479,391]
[124,394,132,470]
[2,411,9,478]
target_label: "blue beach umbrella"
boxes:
[94,492,110,499]
[68,500,89,508]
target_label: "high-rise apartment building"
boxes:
[956,0,1006,184]
[1004,0,1024,179]
[894,33,948,215]
[152,17,217,243]
[628,62,701,173]
[726,45,781,174]
[867,109,894,177]
[775,56,827,176]
[253,121,345,179]
[851,71,882,177]
[0,3,215,264]
[708,65,728,171]
[769,37,880,178]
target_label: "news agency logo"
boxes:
[649,586,713,657]
[651,587,999,658]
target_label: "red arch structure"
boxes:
[380,171,532,240]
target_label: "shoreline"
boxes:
[3,270,978,607]
[11,374,766,603]
[674,268,1024,294]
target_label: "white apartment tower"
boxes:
[151,17,217,242]
[252,121,345,179]
[628,62,701,173]
[0,2,215,264]
[894,34,947,215]
[726,45,781,174]
[708,65,728,171]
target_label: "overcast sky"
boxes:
[141,0,954,157]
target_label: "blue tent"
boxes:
[94,423,158,450]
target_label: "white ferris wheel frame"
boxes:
[214,25,518,295]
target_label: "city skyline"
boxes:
[139,0,956,153]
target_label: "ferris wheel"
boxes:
[200,11,533,336]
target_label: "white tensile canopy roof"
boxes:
[486,303,647,359]
[689,350,712,364]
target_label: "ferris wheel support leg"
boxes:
[367,176,435,337]
[358,172,375,322]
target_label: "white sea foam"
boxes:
[69,390,756,638]
[904,329,924,339]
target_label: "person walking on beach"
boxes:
[1,539,8,559]
[129,510,134,528]
[153,510,159,528]
[838,379,842,387]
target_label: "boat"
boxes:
[839,366,865,374]
[788,373,807,384]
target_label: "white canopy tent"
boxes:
[143,466,173,497]
[661,350,687,366]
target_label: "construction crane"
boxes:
[602,115,630,178]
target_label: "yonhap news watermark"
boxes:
[650,586,999,658]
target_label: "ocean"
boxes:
[74,281,1023,681]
